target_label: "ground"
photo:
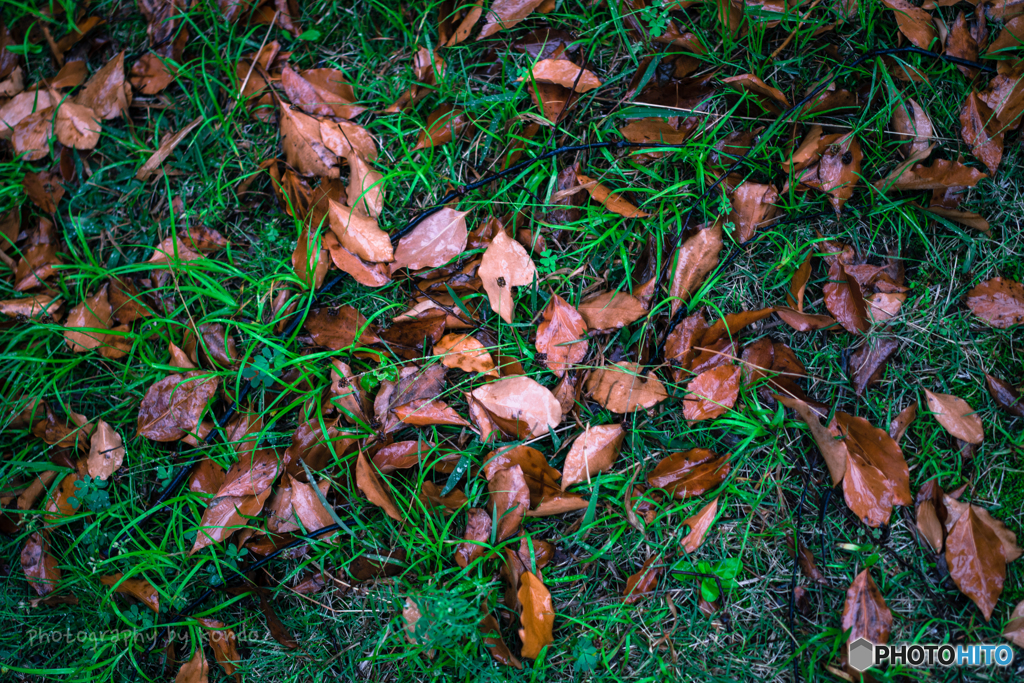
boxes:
[1,0,1024,682]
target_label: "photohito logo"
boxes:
[848,638,1015,671]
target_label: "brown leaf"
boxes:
[823,261,870,334]
[684,365,740,421]
[0,294,62,319]
[618,118,693,150]
[923,389,984,444]
[0,90,53,141]
[471,376,563,438]
[137,371,219,442]
[882,0,937,49]
[479,612,522,668]
[479,230,536,323]
[174,646,209,683]
[889,402,918,445]
[87,420,125,480]
[728,181,779,243]
[479,0,547,38]
[281,67,364,120]
[577,290,646,332]
[455,507,492,568]
[562,424,624,489]
[623,555,661,604]
[841,569,892,657]
[647,449,730,499]
[837,411,912,527]
[393,399,470,429]
[665,313,708,380]
[434,333,496,374]
[327,199,392,262]
[99,573,160,612]
[849,338,899,396]
[12,106,54,161]
[217,449,281,498]
[960,91,1004,175]
[64,286,112,352]
[420,481,470,511]
[346,154,385,219]
[776,395,846,484]
[489,464,530,542]
[76,51,129,120]
[536,294,588,376]
[303,305,379,349]
[681,498,718,554]
[947,11,980,78]
[136,116,204,181]
[946,506,1008,621]
[788,251,812,311]
[774,307,837,332]
[54,100,100,150]
[320,119,377,161]
[669,220,723,315]
[483,445,561,502]
[786,533,828,584]
[915,480,947,553]
[986,373,1024,418]
[524,59,601,92]
[517,571,554,659]
[188,458,226,497]
[414,104,472,150]
[881,157,987,191]
[585,362,668,413]
[197,618,241,682]
[392,208,469,272]
[279,105,339,178]
[965,277,1024,328]
[356,450,404,522]
[891,97,934,156]
[191,490,271,553]
[723,74,789,113]
[21,532,60,596]
[576,173,649,218]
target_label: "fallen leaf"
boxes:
[823,261,870,334]
[420,481,470,512]
[479,0,547,38]
[281,67,364,120]
[489,464,530,541]
[136,116,204,181]
[328,199,393,262]
[174,646,209,683]
[623,555,661,604]
[435,333,496,374]
[320,119,377,161]
[197,618,241,682]
[471,376,563,438]
[923,389,984,444]
[0,294,62,319]
[891,97,934,156]
[947,11,980,78]
[517,571,554,659]
[577,290,646,331]
[356,450,404,522]
[479,612,522,668]
[191,489,271,553]
[684,365,740,421]
[786,533,828,584]
[960,91,1004,174]
[841,569,892,668]
[303,305,379,349]
[576,173,649,218]
[279,104,339,178]
[99,573,159,612]
[723,73,789,113]
[479,230,536,323]
[54,100,100,150]
[776,395,846,484]
[986,373,1024,418]
[881,157,987,191]
[965,278,1024,328]
[21,532,60,596]
[849,338,899,396]
[788,251,812,311]
[76,51,129,119]
[946,506,1008,621]
[87,420,125,480]
[647,449,730,499]
[392,208,469,272]
[137,371,220,442]
[728,181,779,243]
[669,220,723,315]
[347,155,385,218]
[64,286,112,352]
[536,294,588,376]
[562,424,624,489]
[414,104,472,150]
[524,59,601,92]
[681,498,718,553]
[455,507,492,568]
[889,402,918,444]
[882,0,937,49]
[586,362,668,413]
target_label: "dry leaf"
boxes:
[517,571,554,659]
[76,52,129,119]
[536,294,588,376]
[723,73,789,113]
[562,424,624,489]
[965,278,1024,328]
[923,389,984,444]
[347,155,385,218]
[786,533,828,584]
[392,208,469,272]
[585,362,668,413]
[479,230,536,323]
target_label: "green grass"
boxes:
[2,0,1024,681]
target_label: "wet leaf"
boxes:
[837,411,912,527]
[174,646,209,683]
[577,290,646,332]
[54,100,100,150]
[525,59,601,92]
[946,506,1008,621]
[947,11,980,78]
[881,157,987,191]
[536,294,588,376]
[392,208,469,272]
[21,532,60,596]
[776,395,846,484]
[823,261,870,334]
[915,480,946,553]
[669,220,723,315]
[414,104,472,150]
[891,97,933,156]
[320,119,377,161]
[64,286,112,352]
[137,372,219,442]
[303,305,379,349]
[923,389,984,444]
[281,67,364,120]
[279,104,339,178]
[479,612,522,668]
[684,365,740,421]
[788,251,812,311]
[965,278,1024,328]
[728,181,779,243]
[99,573,159,612]
[798,132,862,212]
[455,507,492,568]
[889,402,918,445]
[0,294,62,319]
[191,489,271,553]
[647,449,730,499]
[346,155,385,218]
[87,420,125,480]
[489,464,530,542]
[197,618,241,682]
[882,0,937,49]
[356,450,404,522]
[960,91,1004,174]
[986,373,1024,418]
[136,116,204,181]
[479,230,536,323]
[623,555,661,604]
[479,0,547,38]
[585,362,668,413]
[723,73,789,113]
[471,376,563,438]
[76,51,129,120]
[849,337,899,396]
[681,498,718,554]
[786,533,827,584]
[841,569,892,656]
[327,199,392,262]
[517,571,554,659]
[562,424,623,489]
[576,173,649,218]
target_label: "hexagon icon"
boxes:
[848,638,875,672]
